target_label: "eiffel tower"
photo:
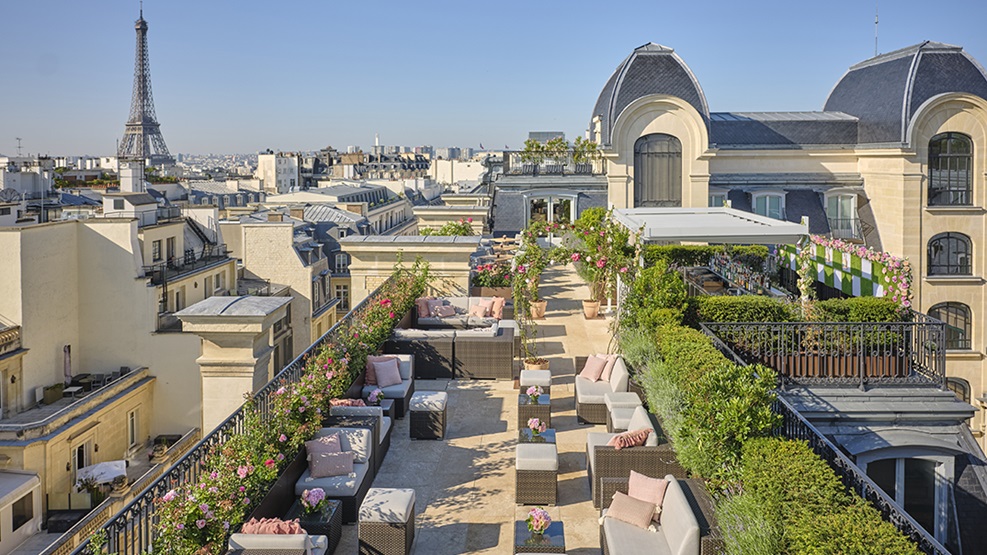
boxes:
[118,6,174,166]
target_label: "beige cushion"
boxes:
[360,488,416,523]
[628,470,669,519]
[579,355,607,381]
[434,305,456,318]
[491,296,506,319]
[365,355,398,386]
[599,354,618,382]
[410,391,448,411]
[608,491,655,529]
[659,477,701,555]
[305,434,341,461]
[310,451,354,478]
[374,358,402,388]
[520,369,552,388]
[576,376,613,405]
[228,533,327,552]
[468,304,488,318]
[315,428,371,464]
[295,461,370,497]
[516,443,558,471]
[609,356,630,392]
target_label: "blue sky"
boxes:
[2,0,986,156]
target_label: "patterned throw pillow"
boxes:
[434,305,456,318]
[628,470,670,519]
[605,428,651,450]
[578,355,608,382]
[241,517,305,535]
[607,491,656,530]
[309,450,355,478]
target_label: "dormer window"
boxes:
[752,192,785,220]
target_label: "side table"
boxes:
[286,499,342,553]
[513,520,565,554]
[517,394,551,430]
[518,428,556,444]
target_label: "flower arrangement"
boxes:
[367,388,383,406]
[526,385,543,402]
[300,488,328,515]
[526,507,552,535]
[799,235,913,309]
[472,263,512,288]
[146,259,431,555]
[527,417,547,436]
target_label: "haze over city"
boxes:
[3,0,987,155]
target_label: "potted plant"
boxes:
[569,208,635,319]
[571,136,599,174]
[470,262,513,298]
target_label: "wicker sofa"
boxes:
[415,296,512,329]
[574,355,630,424]
[599,475,700,555]
[327,405,392,472]
[361,354,414,418]
[586,406,686,507]
[454,323,515,380]
[294,427,375,524]
[385,329,455,379]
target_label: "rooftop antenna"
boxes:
[139,0,143,18]
[874,1,879,57]
[15,138,22,156]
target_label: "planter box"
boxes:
[748,352,910,380]
[470,286,512,298]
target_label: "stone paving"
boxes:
[335,266,613,554]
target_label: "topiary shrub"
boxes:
[813,296,909,323]
[787,499,923,555]
[696,296,798,323]
[652,324,734,387]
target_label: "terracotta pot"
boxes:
[582,300,601,319]
[530,300,547,319]
[524,360,550,370]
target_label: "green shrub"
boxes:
[652,325,733,387]
[620,261,687,332]
[787,499,923,555]
[813,296,909,323]
[643,245,724,267]
[717,491,783,555]
[675,365,779,481]
[696,296,797,323]
[640,358,684,443]
[617,326,657,370]
[728,245,770,272]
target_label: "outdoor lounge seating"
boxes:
[599,475,700,555]
[516,443,558,505]
[605,392,643,433]
[226,532,328,555]
[575,355,630,424]
[416,296,502,329]
[409,391,448,439]
[454,323,515,380]
[294,427,375,524]
[586,406,686,507]
[385,329,455,379]
[359,488,416,555]
[328,405,392,472]
[362,354,415,418]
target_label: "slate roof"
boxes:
[592,43,709,146]
[104,192,157,205]
[302,204,365,224]
[710,112,859,148]
[824,41,987,145]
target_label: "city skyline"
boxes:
[2,0,986,155]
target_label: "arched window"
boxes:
[928,132,972,206]
[634,134,681,207]
[927,232,971,275]
[946,377,971,404]
[929,302,972,349]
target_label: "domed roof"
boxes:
[824,41,987,145]
[591,43,709,146]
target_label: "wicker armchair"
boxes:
[454,326,514,380]
[586,406,686,507]
[574,355,629,424]
[362,354,415,418]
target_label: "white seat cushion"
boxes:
[380,416,392,442]
[295,460,370,497]
[410,391,448,411]
[604,391,643,410]
[576,376,613,405]
[360,487,416,523]
[602,509,672,555]
[228,533,328,555]
[516,443,558,471]
[520,369,552,387]
[585,431,618,473]
[363,379,411,401]
[610,407,636,430]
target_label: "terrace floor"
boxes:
[336,265,613,554]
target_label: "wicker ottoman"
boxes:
[409,391,448,440]
[359,488,415,555]
[604,392,642,433]
[520,369,552,395]
[515,443,558,505]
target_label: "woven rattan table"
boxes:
[285,499,342,554]
[517,394,551,430]
[513,520,565,553]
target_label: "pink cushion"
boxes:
[415,297,433,319]
[578,355,607,382]
[478,299,495,316]
[329,398,366,407]
[628,470,669,519]
[426,299,444,315]
[606,428,651,450]
[374,357,402,388]
[599,354,618,382]
[491,297,506,319]
[305,433,341,460]
[607,491,655,529]
[309,451,354,478]
[241,517,304,535]
[434,305,456,318]
[366,355,398,386]
[468,304,487,318]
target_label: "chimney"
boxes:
[267,212,283,222]
[289,207,305,220]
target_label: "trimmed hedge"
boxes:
[693,295,798,323]
[813,296,910,323]
[652,324,734,387]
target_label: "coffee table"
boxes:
[513,520,565,553]
[517,394,551,430]
[518,428,556,444]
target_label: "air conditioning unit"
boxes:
[34,387,44,406]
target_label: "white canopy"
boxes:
[75,460,126,486]
[613,207,808,245]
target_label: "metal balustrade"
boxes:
[502,150,605,176]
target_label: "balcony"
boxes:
[700,313,946,389]
[827,217,863,240]
[502,150,605,176]
[142,244,230,286]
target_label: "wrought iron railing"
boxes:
[502,150,605,176]
[700,313,946,388]
[699,324,951,554]
[771,396,950,555]
[71,276,397,555]
[142,244,230,286]
[827,217,863,240]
